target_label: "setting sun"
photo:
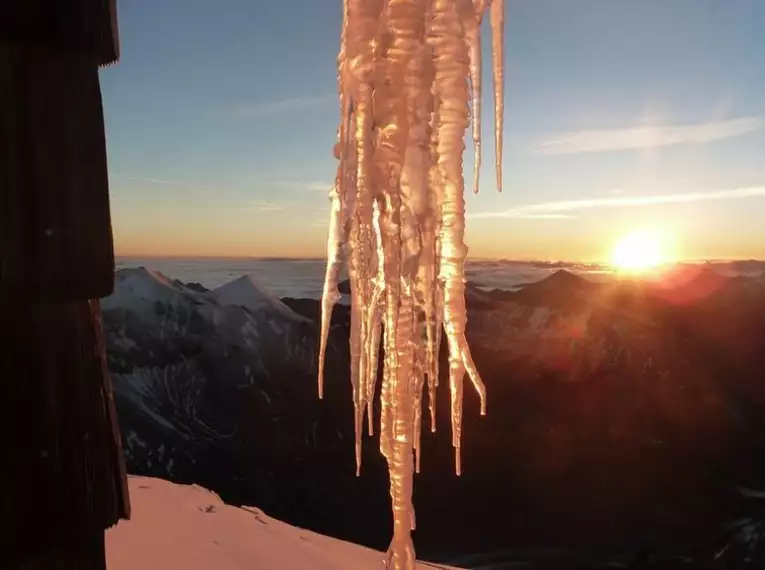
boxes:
[610,229,673,274]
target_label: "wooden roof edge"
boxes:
[0,0,121,67]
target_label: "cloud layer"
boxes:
[534,117,765,155]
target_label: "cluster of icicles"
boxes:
[317,0,504,569]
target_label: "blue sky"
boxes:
[102,0,765,261]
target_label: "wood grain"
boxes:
[0,299,130,565]
[10,533,107,570]
[0,45,115,302]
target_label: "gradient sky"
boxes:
[102,0,765,261]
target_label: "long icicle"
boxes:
[431,0,486,477]
[318,1,504,568]
[318,0,354,401]
[365,199,386,435]
[490,0,505,192]
[462,0,482,194]
[318,100,354,400]
[346,0,384,472]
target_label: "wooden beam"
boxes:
[0,0,119,67]
[0,299,130,566]
[0,44,115,302]
[10,532,107,570]
[1,4,127,566]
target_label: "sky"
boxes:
[102,0,765,262]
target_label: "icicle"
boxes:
[349,82,376,476]
[346,0,384,474]
[425,51,443,434]
[401,40,430,475]
[412,339,427,474]
[318,111,352,400]
[318,0,504,567]
[318,181,342,401]
[347,241,364,477]
[460,0,482,194]
[474,0,490,19]
[432,0,484,478]
[490,0,505,192]
[366,199,386,436]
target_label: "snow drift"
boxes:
[106,476,454,570]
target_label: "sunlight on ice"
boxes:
[317,1,505,568]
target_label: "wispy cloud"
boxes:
[310,206,330,227]
[110,173,212,190]
[305,181,333,192]
[469,186,765,219]
[253,200,284,212]
[263,180,332,192]
[229,94,335,119]
[112,173,288,213]
[513,213,577,219]
[534,117,765,155]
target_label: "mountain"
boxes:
[107,476,452,570]
[103,267,197,311]
[206,275,311,323]
[102,266,765,566]
[102,268,362,542]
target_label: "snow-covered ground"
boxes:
[107,476,455,570]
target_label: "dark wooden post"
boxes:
[0,1,130,568]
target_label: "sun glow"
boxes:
[610,229,673,274]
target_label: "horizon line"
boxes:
[114,254,765,264]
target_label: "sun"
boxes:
[610,229,671,274]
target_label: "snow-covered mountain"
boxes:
[104,268,328,476]
[102,266,765,565]
[204,274,311,323]
[102,267,361,546]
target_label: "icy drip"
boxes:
[318,1,505,568]
[490,0,505,192]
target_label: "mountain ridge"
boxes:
[102,266,765,566]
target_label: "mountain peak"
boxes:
[103,267,186,310]
[541,269,594,288]
[522,269,595,294]
[119,266,174,286]
[208,275,310,323]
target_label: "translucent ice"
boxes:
[319,1,504,568]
